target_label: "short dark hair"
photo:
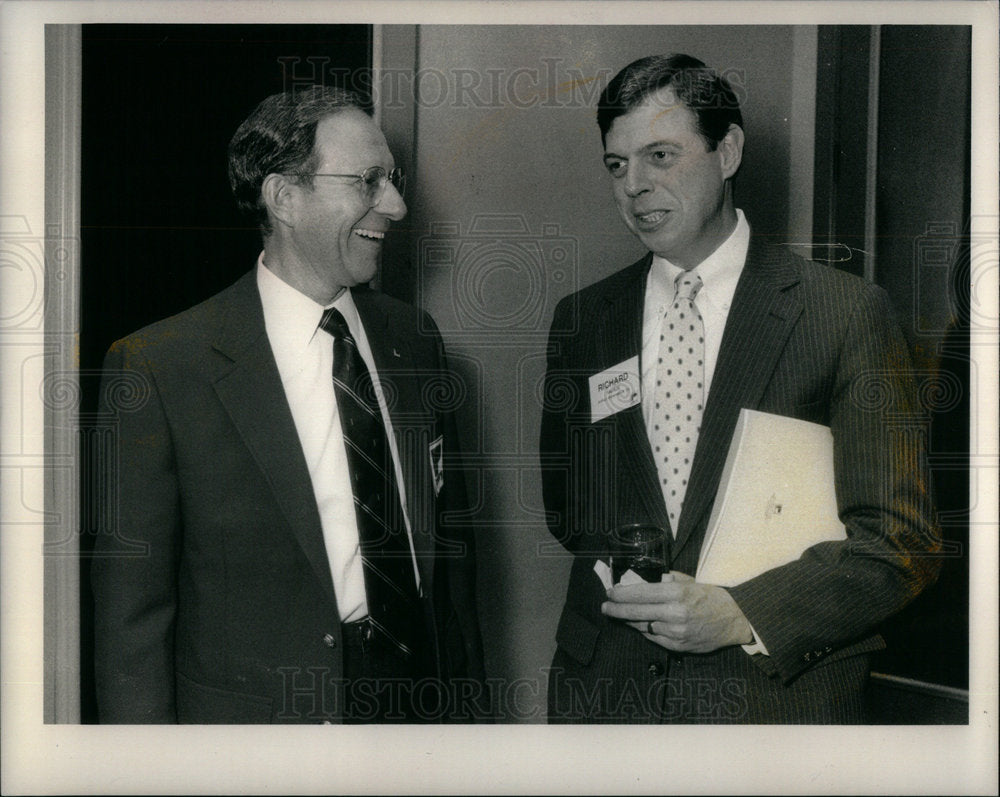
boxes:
[227,85,369,237]
[597,54,743,150]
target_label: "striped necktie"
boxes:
[319,307,422,659]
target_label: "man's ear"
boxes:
[260,173,298,230]
[718,124,744,180]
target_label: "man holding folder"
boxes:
[540,54,941,723]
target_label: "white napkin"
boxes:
[594,560,648,589]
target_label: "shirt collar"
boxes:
[648,208,749,313]
[256,253,360,350]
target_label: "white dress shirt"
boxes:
[257,256,419,622]
[638,210,768,655]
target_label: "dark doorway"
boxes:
[813,26,971,696]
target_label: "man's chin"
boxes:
[349,265,379,286]
[639,234,679,260]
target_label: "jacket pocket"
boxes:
[555,607,601,666]
[176,671,273,724]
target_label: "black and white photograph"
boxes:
[1,0,997,793]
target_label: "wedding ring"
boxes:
[647,621,654,635]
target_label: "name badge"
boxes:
[589,356,640,423]
[429,435,444,496]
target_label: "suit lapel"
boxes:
[595,256,674,536]
[672,239,804,560]
[209,272,338,608]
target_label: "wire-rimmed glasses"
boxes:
[293,165,406,207]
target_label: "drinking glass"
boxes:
[608,524,669,584]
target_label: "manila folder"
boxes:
[695,408,846,587]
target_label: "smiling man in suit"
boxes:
[92,85,483,723]
[540,54,941,723]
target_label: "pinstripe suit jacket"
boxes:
[540,237,941,723]
[92,271,484,723]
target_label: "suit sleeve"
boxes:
[422,312,486,692]
[91,340,181,722]
[539,294,577,551]
[727,284,942,682]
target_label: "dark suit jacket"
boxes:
[92,270,484,723]
[540,237,941,723]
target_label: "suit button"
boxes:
[648,661,665,677]
[323,633,337,648]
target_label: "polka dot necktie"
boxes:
[319,308,421,660]
[652,271,705,535]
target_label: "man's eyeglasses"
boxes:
[293,166,406,207]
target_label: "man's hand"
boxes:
[601,571,753,653]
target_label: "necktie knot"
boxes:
[674,271,703,303]
[319,307,351,340]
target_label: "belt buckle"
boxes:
[350,617,374,652]
[360,617,374,647]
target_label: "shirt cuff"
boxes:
[741,621,770,656]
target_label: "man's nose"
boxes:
[375,182,407,221]
[623,163,651,198]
